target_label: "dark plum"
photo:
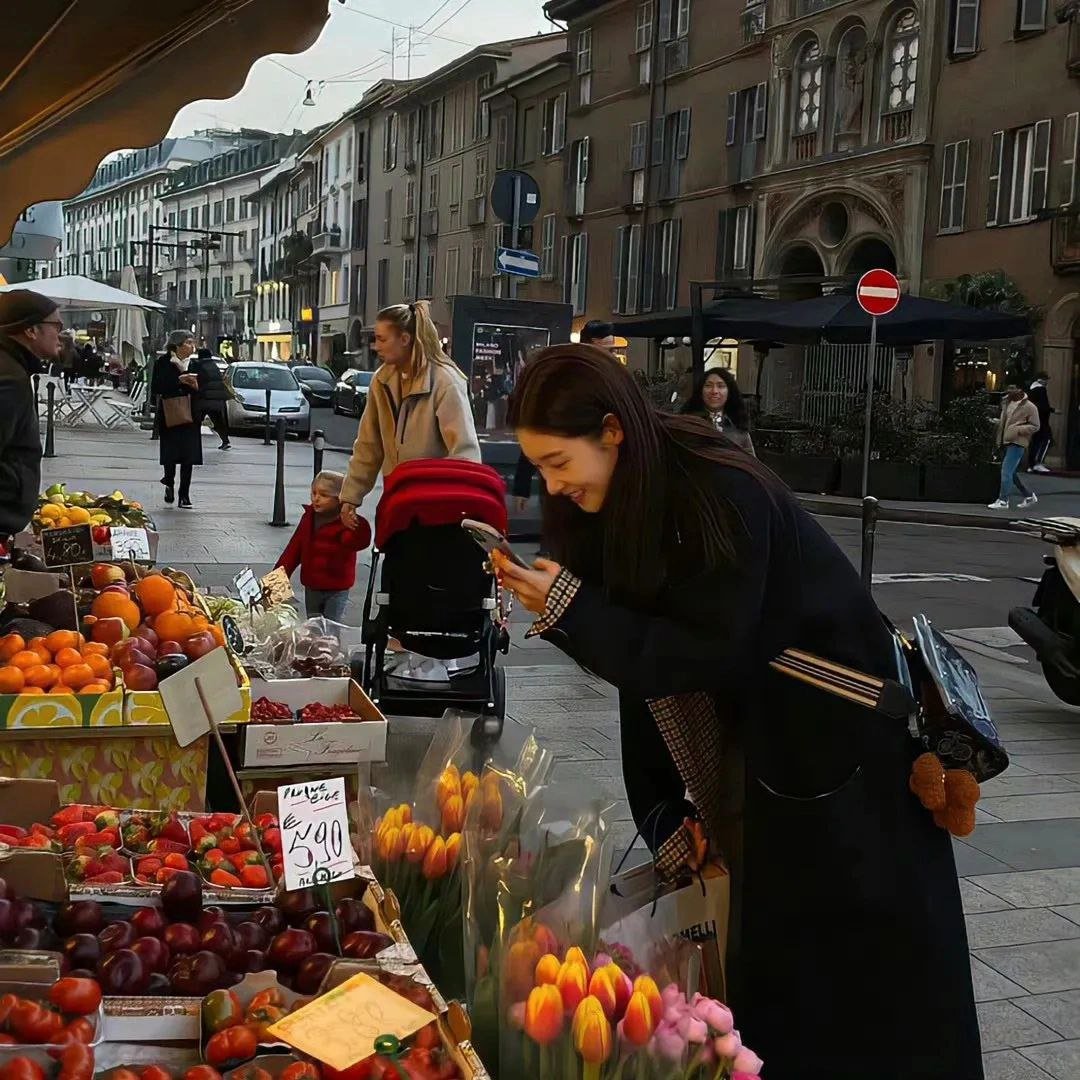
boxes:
[162,922,201,956]
[197,907,227,933]
[131,935,171,975]
[160,871,202,923]
[302,912,337,953]
[54,901,106,937]
[233,922,269,953]
[294,953,337,994]
[130,907,168,938]
[334,897,374,935]
[98,920,138,954]
[98,948,150,995]
[266,928,316,972]
[63,933,102,970]
[249,906,285,936]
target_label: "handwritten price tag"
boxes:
[277,777,355,892]
[110,527,150,561]
[233,568,263,606]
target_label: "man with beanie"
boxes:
[0,289,63,536]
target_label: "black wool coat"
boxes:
[0,335,42,535]
[151,355,202,468]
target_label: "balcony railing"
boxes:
[312,226,344,254]
[662,38,689,77]
[1052,207,1080,274]
[741,2,767,42]
[791,132,817,161]
[402,214,416,241]
[881,109,912,144]
[423,209,439,236]
[468,195,486,227]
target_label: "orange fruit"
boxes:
[209,624,226,648]
[59,664,95,690]
[27,637,48,651]
[46,685,71,695]
[0,635,26,661]
[29,645,52,664]
[78,681,111,695]
[189,614,209,634]
[84,654,113,680]
[10,651,43,670]
[23,665,56,689]
[155,611,195,643]
[132,575,177,616]
[91,593,142,631]
[0,668,25,694]
[20,686,44,695]
[45,630,83,654]
[80,643,109,658]
[43,664,62,685]
[54,648,84,669]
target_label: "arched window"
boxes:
[885,9,919,113]
[794,40,823,134]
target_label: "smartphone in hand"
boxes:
[461,519,531,569]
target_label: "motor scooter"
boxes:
[1009,517,1080,705]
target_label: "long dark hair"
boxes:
[508,345,776,606]
[681,367,749,430]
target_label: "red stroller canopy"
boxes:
[374,458,508,549]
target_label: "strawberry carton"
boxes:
[0,824,61,854]
[132,852,193,887]
[120,810,191,856]
[65,844,131,886]
[254,813,283,883]
[196,846,272,891]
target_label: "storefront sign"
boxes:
[277,776,355,891]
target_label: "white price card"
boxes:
[277,777,356,892]
[110,527,150,561]
[233,568,263,606]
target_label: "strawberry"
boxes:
[0,825,27,840]
[255,813,278,829]
[58,822,97,846]
[30,822,56,838]
[209,868,241,888]
[163,853,189,870]
[21,834,60,852]
[155,867,185,884]
[218,837,241,855]
[239,865,269,889]
[94,810,120,830]
[203,848,227,866]
[86,871,125,885]
[189,821,208,844]
[195,834,218,855]
[51,804,95,827]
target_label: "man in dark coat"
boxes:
[1027,371,1054,473]
[0,290,63,536]
[193,347,232,450]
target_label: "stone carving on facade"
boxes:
[835,37,867,135]
[767,190,796,229]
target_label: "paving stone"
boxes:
[1054,907,1080,926]
[982,776,1080,797]
[955,840,1014,876]
[966,909,1080,949]
[972,956,1031,1002]
[996,724,1080,743]
[972,869,1080,908]
[975,939,1080,994]
[1019,1040,1080,1079]
[963,822,1080,871]
[963,880,1016,914]
[978,1000,1062,1051]
[1016,991,1080,1039]
[1011,755,1080,775]
[982,1049,1056,1079]
[979,795,1080,821]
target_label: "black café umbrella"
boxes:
[612,296,785,341]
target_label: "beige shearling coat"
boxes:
[996,395,1040,449]
[339,360,481,506]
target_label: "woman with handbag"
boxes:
[151,330,202,508]
[494,346,982,1080]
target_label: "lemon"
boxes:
[67,507,91,525]
[39,504,62,521]
[57,517,72,528]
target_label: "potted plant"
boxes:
[834,394,928,499]
[921,393,1000,503]
[758,423,841,493]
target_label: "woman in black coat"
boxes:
[681,366,755,455]
[495,345,982,1080]
[150,330,202,508]
[193,347,231,450]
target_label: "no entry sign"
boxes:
[856,268,901,317]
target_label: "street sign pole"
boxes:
[509,173,521,301]
[861,314,877,499]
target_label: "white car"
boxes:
[225,363,311,438]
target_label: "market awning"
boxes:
[0,0,332,245]
[0,273,164,310]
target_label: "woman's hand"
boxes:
[179,373,199,389]
[491,552,562,614]
[340,502,361,530]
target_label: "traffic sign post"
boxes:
[494,247,541,278]
[856,269,901,500]
[490,170,541,301]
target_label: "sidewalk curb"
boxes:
[796,495,1018,531]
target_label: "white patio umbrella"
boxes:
[114,266,150,368]
[0,274,164,310]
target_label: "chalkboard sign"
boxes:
[40,524,94,568]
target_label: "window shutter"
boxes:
[581,136,590,182]
[641,222,657,312]
[658,0,672,42]
[613,226,628,313]
[676,109,691,160]
[953,140,969,230]
[1062,112,1079,206]
[726,93,738,147]
[952,0,980,55]
[986,130,1004,226]
[715,208,731,278]
[555,94,567,153]
[626,224,642,315]
[753,82,768,140]
[666,219,681,308]
[1031,119,1052,212]
[650,116,665,196]
[576,233,589,314]
[939,142,957,228]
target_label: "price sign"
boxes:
[277,777,355,892]
[110,527,150,561]
[40,524,94,568]
[260,567,294,606]
[233,568,263,606]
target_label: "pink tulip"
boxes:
[651,1020,687,1063]
[661,984,684,1008]
[714,1031,742,1059]
[733,1047,764,1075]
[677,1013,709,1044]
[692,996,734,1035]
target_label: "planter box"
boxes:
[922,463,999,504]
[839,458,923,500]
[759,451,841,494]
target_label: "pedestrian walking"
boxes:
[151,330,202,509]
[56,332,78,390]
[339,300,480,531]
[989,384,1040,509]
[1027,370,1054,473]
[275,471,372,622]
[192,347,232,449]
[0,290,63,536]
[495,345,983,1080]
[681,367,756,455]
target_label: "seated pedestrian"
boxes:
[275,470,371,622]
[989,384,1040,510]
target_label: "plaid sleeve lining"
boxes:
[525,569,582,637]
[655,826,693,882]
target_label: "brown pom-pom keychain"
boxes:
[909,752,981,837]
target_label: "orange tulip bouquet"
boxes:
[514,941,764,1080]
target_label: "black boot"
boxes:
[160,477,174,504]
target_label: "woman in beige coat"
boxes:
[339,300,480,531]
[989,385,1040,510]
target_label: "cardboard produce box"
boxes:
[124,649,251,727]
[243,678,387,767]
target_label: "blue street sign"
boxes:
[494,246,541,279]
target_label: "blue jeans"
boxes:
[305,588,349,622]
[998,444,1033,502]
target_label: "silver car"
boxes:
[225,363,311,438]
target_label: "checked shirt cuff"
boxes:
[525,568,582,637]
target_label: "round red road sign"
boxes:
[856,268,901,317]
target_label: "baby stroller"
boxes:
[359,458,511,724]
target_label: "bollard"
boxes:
[263,388,272,445]
[860,495,879,591]
[269,417,289,527]
[43,382,56,459]
[33,375,40,419]
[311,429,325,480]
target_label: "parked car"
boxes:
[291,364,335,408]
[333,368,373,417]
[225,362,311,438]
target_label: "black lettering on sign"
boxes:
[41,524,94,568]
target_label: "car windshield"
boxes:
[231,366,298,391]
[349,370,373,387]
[293,367,334,383]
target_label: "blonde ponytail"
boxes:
[376,300,465,382]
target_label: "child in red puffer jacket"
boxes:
[275,470,371,622]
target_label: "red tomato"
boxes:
[47,1017,97,1059]
[57,1043,94,1080]
[140,1067,174,1080]
[0,1036,15,1045]
[48,978,102,1018]
[0,994,20,1028]
[280,1064,320,1080]
[104,1070,140,1080]
[228,1068,271,1080]
[183,1069,223,1080]
[9,1000,64,1044]
[0,1057,47,1080]
[204,1025,258,1068]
